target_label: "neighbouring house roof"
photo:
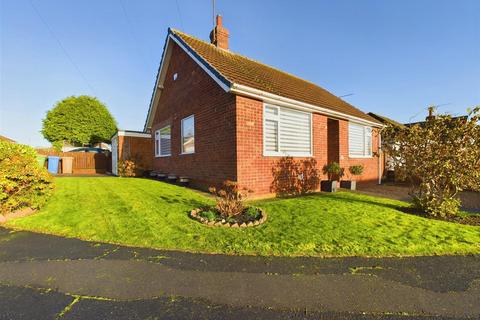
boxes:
[367,112,405,128]
[405,115,468,127]
[0,135,16,143]
[144,29,382,131]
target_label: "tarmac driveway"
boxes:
[0,227,479,320]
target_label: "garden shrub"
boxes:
[118,154,147,177]
[322,162,344,181]
[118,160,137,177]
[0,141,54,215]
[349,165,364,177]
[209,180,252,217]
[382,106,480,217]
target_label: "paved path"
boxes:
[0,227,479,319]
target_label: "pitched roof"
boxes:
[0,135,15,143]
[367,112,405,128]
[170,29,381,125]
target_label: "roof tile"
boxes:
[172,29,381,124]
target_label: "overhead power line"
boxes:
[29,0,97,95]
[175,0,185,30]
[119,0,152,65]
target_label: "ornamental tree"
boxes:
[382,107,480,217]
[42,96,117,147]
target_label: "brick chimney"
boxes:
[209,15,229,50]
[426,106,436,121]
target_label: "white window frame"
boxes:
[263,104,313,157]
[348,122,373,158]
[155,125,171,157]
[180,115,195,155]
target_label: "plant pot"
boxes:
[386,170,395,183]
[340,180,356,190]
[321,180,338,192]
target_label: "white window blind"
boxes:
[349,123,372,157]
[263,105,312,156]
[155,126,171,157]
[159,126,171,156]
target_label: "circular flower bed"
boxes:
[190,207,267,228]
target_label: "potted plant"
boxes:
[321,162,343,192]
[340,165,364,190]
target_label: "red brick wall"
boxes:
[235,95,381,195]
[151,43,237,190]
[118,135,153,170]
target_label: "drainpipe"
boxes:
[378,132,382,185]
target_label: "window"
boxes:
[181,115,195,154]
[155,125,171,157]
[348,122,372,158]
[263,104,312,157]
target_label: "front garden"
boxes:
[5,177,480,257]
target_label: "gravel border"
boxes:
[190,208,267,228]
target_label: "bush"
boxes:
[349,165,364,176]
[118,160,137,177]
[322,162,343,181]
[382,106,480,217]
[0,142,54,215]
[208,180,252,217]
[117,155,145,177]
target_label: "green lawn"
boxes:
[6,177,480,257]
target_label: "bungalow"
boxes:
[116,16,384,195]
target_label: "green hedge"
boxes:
[0,141,54,215]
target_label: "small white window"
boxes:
[181,115,195,154]
[173,73,178,81]
[263,104,312,157]
[155,125,171,157]
[349,123,372,158]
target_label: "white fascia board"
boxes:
[118,131,152,138]
[231,83,384,128]
[144,36,173,132]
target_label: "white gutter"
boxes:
[230,83,384,128]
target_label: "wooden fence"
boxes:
[38,151,112,174]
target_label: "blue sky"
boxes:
[1,0,479,146]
